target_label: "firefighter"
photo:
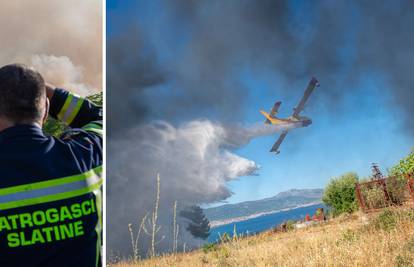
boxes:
[0,64,103,267]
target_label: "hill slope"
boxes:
[112,208,414,267]
[204,188,323,222]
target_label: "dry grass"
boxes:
[110,207,414,267]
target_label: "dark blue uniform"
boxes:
[0,89,103,267]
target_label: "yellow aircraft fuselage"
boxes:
[260,110,312,127]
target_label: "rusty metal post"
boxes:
[406,173,414,204]
[355,183,366,212]
[379,178,391,203]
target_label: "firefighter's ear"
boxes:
[42,97,50,125]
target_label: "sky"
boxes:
[107,0,413,205]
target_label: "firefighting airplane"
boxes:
[260,77,319,154]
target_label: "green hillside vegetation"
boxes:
[322,172,359,216]
[322,149,414,217]
[391,149,414,176]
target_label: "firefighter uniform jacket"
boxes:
[0,89,103,267]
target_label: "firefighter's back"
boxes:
[0,127,102,267]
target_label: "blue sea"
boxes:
[208,203,326,243]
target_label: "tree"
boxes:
[390,149,414,176]
[179,205,210,240]
[322,172,359,216]
[388,149,414,204]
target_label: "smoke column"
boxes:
[0,1,102,95]
[107,0,414,257]
[107,120,296,256]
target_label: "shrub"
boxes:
[405,209,414,221]
[390,150,414,176]
[386,175,408,205]
[395,255,414,267]
[361,185,387,209]
[373,209,397,231]
[405,238,414,253]
[87,92,103,106]
[336,229,359,245]
[388,149,414,204]
[322,172,359,216]
[202,243,218,253]
[285,220,296,231]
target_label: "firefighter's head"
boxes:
[0,64,49,128]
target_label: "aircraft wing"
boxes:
[292,77,319,118]
[270,130,288,153]
[270,101,282,116]
[265,101,282,124]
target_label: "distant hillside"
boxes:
[204,188,323,222]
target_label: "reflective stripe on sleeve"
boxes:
[56,94,73,120]
[0,166,102,210]
[56,93,85,125]
[82,121,103,137]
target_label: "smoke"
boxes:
[0,0,102,95]
[107,0,414,131]
[30,55,93,95]
[107,0,414,257]
[107,26,166,129]
[107,119,295,256]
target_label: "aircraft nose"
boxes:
[303,119,312,127]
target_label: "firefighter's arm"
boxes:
[47,84,102,147]
[47,84,102,129]
[47,85,102,165]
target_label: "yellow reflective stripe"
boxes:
[95,188,102,266]
[85,121,102,128]
[56,93,86,125]
[83,122,103,136]
[66,98,85,125]
[85,128,103,136]
[57,94,73,120]
[0,166,102,196]
[83,123,102,130]
[0,180,102,210]
[83,127,103,136]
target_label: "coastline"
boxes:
[209,201,322,228]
